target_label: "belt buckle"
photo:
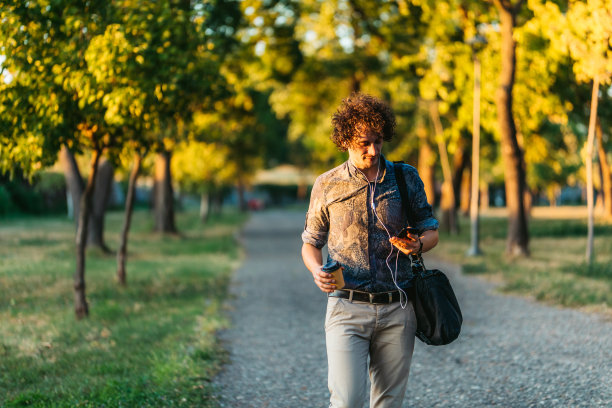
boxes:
[369,293,375,304]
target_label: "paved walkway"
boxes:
[211,210,612,407]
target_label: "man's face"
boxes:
[347,126,383,172]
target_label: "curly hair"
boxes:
[331,92,396,151]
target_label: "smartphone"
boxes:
[397,227,419,239]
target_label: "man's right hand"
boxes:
[312,267,340,293]
[302,243,338,293]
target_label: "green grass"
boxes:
[0,208,247,407]
[434,211,612,312]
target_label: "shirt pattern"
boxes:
[302,157,439,293]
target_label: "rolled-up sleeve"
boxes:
[405,167,439,232]
[302,177,329,249]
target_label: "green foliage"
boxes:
[171,140,235,194]
[0,0,240,180]
[1,0,611,207]
[0,209,247,407]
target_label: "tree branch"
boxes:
[491,0,510,12]
[491,0,504,11]
[512,0,526,14]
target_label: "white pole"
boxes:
[467,54,482,256]
[585,76,600,264]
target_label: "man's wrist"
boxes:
[417,238,423,254]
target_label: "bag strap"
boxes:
[393,161,426,272]
[393,161,414,229]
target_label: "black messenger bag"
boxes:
[393,162,462,346]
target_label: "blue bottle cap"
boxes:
[321,260,341,272]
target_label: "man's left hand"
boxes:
[389,234,421,255]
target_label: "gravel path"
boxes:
[211,209,612,408]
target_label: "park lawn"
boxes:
[0,208,247,407]
[434,209,612,314]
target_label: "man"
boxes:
[301,93,439,408]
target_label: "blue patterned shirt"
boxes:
[302,156,439,293]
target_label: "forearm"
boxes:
[301,243,323,275]
[420,229,439,253]
[302,243,337,293]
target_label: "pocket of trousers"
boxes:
[325,297,344,331]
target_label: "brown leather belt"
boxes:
[328,289,403,304]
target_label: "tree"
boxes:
[0,0,125,318]
[511,1,581,208]
[562,0,612,263]
[84,0,239,282]
[596,120,612,217]
[391,0,492,233]
[491,0,530,256]
[242,0,429,173]
[153,150,177,231]
[116,145,147,285]
[59,147,114,252]
[536,0,612,263]
[171,139,237,219]
[429,101,458,233]
[0,0,237,310]
[113,0,229,233]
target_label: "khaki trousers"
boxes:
[325,296,417,408]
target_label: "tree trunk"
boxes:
[452,142,469,213]
[237,176,247,212]
[585,77,600,264]
[351,73,361,94]
[595,162,604,212]
[494,1,529,256]
[417,120,436,206]
[60,146,112,251]
[524,188,533,217]
[460,170,471,216]
[451,141,470,218]
[117,153,142,286]
[200,192,210,223]
[429,102,458,234]
[74,149,102,319]
[596,120,612,217]
[153,151,177,233]
[212,187,224,215]
[88,158,113,252]
[480,183,489,210]
[60,146,84,221]
[547,185,558,207]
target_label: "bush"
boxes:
[0,185,15,215]
[33,172,67,214]
[5,180,43,214]
[0,172,67,215]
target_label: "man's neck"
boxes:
[352,159,382,182]
[362,166,379,182]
